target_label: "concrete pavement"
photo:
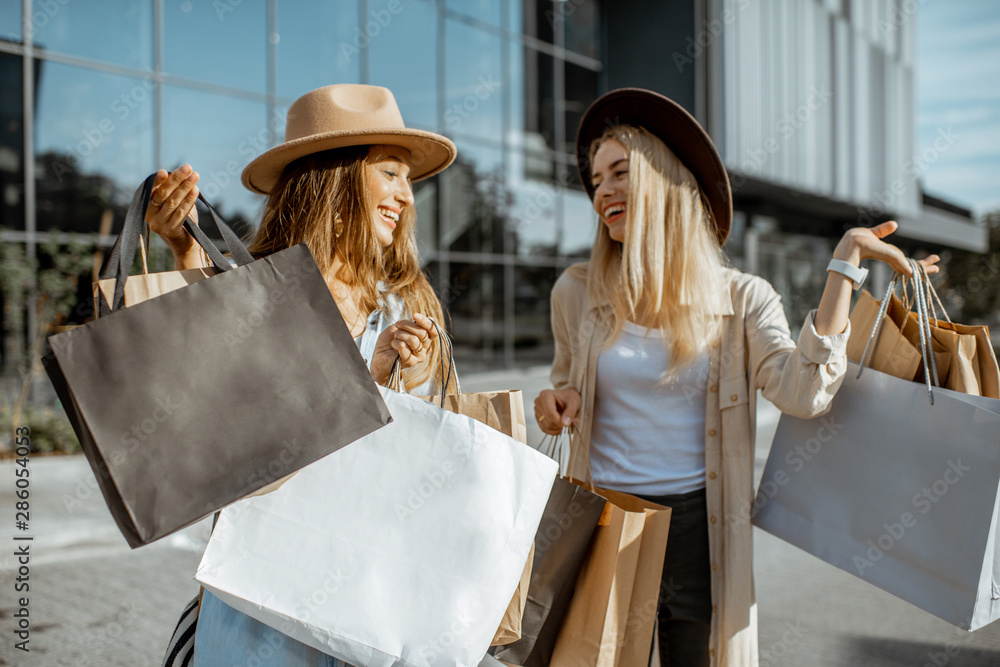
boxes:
[2,366,1000,665]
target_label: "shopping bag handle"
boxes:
[537,426,573,478]
[97,173,255,315]
[384,318,459,398]
[857,259,939,404]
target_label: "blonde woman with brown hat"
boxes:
[534,88,940,667]
[146,84,456,666]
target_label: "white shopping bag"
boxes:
[196,386,557,666]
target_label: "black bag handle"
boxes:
[98,173,255,315]
[385,318,457,399]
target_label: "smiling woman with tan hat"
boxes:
[533,88,941,667]
[147,83,456,391]
[144,84,456,667]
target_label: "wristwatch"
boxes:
[827,258,868,291]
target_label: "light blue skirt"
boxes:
[193,591,351,667]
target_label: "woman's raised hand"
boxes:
[145,165,202,266]
[534,388,581,436]
[370,312,439,385]
[836,221,940,276]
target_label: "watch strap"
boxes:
[827,258,868,290]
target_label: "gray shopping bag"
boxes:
[753,366,1000,629]
[43,174,392,548]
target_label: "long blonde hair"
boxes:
[247,146,447,390]
[587,125,727,380]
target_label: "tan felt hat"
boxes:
[242,84,457,195]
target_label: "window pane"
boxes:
[441,142,503,254]
[0,52,23,230]
[369,0,438,130]
[0,3,21,41]
[165,0,266,94]
[514,264,556,366]
[445,19,502,140]
[413,179,437,259]
[34,63,154,233]
[446,0,501,27]
[439,260,505,372]
[276,0,360,98]
[564,61,599,153]
[507,0,522,35]
[561,187,596,257]
[32,0,152,69]
[517,48,555,152]
[562,0,601,59]
[162,87,269,229]
[509,175,558,257]
[521,0,554,44]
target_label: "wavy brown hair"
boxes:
[247,146,448,391]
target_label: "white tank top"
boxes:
[589,321,709,496]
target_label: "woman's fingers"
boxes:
[146,165,201,254]
[534,388,581,433]
[390,316,438,368]
[918,254,941,275]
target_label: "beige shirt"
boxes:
[550,262,850,667]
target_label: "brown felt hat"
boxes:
[576,88,732,245]
[242,84,457,195]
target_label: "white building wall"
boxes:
[712,0,920,217]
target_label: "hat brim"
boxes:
[576,88,732,246]
[242,128,457,195]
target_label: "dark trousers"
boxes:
[637,488,713,667]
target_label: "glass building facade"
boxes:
[1,0,980,375]
[1,0,604,372]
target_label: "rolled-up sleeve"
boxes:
[746,277,850,419]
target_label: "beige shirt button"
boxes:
[730,393,739,402]
[712,562,719,571]
[709,384,719,393]
[708,471,717,480]
[710,515,718,524]
[709,649,716,658]
[707,428,717,437]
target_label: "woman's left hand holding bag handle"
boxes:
[145,164,206,270]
